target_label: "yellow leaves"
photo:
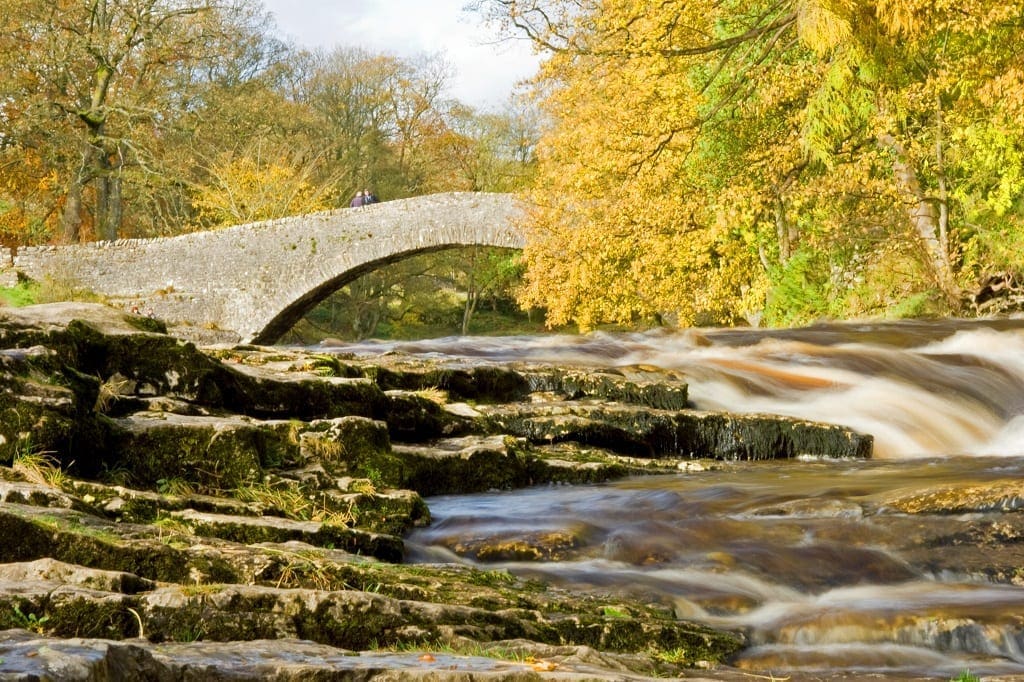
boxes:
[799,42,883,167]
[796,0,854,54]
[951,121,1024,218]
[519,167,755,329]
[191,149,335,228]
[978,68,1024,126]
[874,0,923,35]
[515,0,1024,327]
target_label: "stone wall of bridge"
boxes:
[1,192,525,344]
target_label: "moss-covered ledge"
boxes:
[0,303,882,678]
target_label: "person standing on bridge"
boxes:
[349,190,365,208]
[362,188,377,205]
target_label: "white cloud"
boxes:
[262,0,540,109]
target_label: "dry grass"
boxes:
[12,451,69,489]
[94,374,133,412]
[415,387,448,404]
[235,482,356,527]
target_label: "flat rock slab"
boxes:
[0,631,732,681]
[0,304,821,674]
[0,558,154,594]
[0,481,89,512]
[70,480,262,522]
[169,509,404,561]
[481,402,872,459]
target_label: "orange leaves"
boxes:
[525,656,559,672]
[978,68,1024,126]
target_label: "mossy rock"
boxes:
[369,364,534,403]
[362,490,430,534]
[103,414,285,490]
[169,509,404,561]
[483,403,872,460]
[0,507,239,584]
[0,352,102,466]
[382,391,475,443]
[392,437,538,495]
[216,369,387,421]
[554,369,690,410]
[298,417,394,478]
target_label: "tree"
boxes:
[0,0,272,242]
[454,247,525,334]
[440,101,540,192]
[189,141,337,227]
[290,48,458,202]
[0,0,542,271]
[474,0,1024,327]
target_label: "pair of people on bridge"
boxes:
[349,189,377,207]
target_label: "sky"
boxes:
[260,0,542,109]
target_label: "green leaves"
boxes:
[494,0,1024,326]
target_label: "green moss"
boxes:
[465,568,516,588]
[0,509,239,584]
[296,599,399,649]
[106,421,265,491]
[47,597,137,639]
[122,314,167,334]
[0,280,38,307]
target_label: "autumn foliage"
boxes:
[478,0,1024,327]
[0,2,536,243]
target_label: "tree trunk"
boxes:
[934,96,950,260]
[770,162,805,267]
[774,194,793,264]
[96,173,122,241]
[92,146,121,241]
[60,177,84,244]
[877,132,959,303]
[462,249,478,335]
[461,291,478,336]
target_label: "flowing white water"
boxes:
[325,319,1024,678]
[334,319,1024,458]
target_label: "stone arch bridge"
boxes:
[4,192,525,344]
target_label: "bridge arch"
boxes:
[253,243,520,344]
[6,192,526,344]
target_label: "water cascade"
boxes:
[337,318,1024,678]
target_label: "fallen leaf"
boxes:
[530,659,559,672]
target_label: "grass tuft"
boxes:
[235,482,355,527]
[12,450,69,489]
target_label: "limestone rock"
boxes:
[481,402,872,460]
[169,509,404,561]
[0,558,154,594]
[0,303,877,677]
[0,631,726,681]
[881,479,1024,514]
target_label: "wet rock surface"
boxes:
[0,303,886,679]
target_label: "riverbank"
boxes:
[0,303,886,680]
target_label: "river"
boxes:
[332,318,1024,679]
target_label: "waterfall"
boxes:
[329,319,1024,677]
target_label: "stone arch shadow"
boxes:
[251,243,523,345]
